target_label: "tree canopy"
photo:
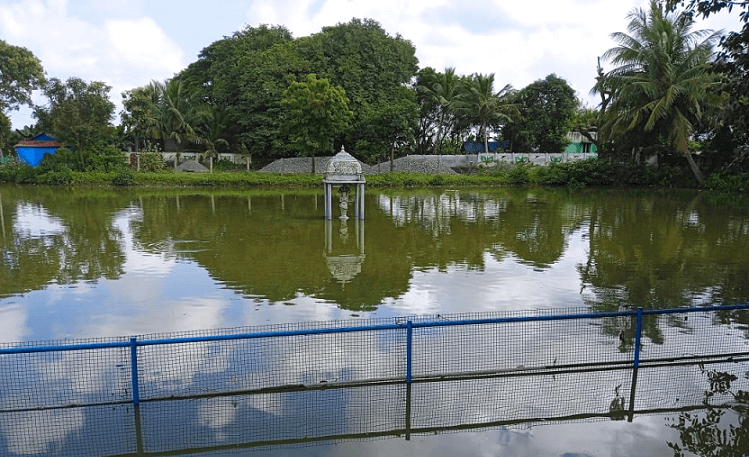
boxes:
[502,74,576,154]
[3,13,747,185]
[667,0,749,173]
[597,0,724,184]
[34,77,115,167]
[453,73,518,154]
[163,19,420,166]
[0,40,45,113]
[281,73,352,173]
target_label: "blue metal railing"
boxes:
[1,303,748,409]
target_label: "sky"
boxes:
[0,0,743,130]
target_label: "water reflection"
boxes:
[0,187,129,299]
[579,191,749,351]
[1,357,747,456]
[324,218,365,288]
[0,185,748,342]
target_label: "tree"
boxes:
[175,19,419,165]
[33,77,115,168]
[356,85,418,169]
[0,40,45,113]
[234,40,311,164]
[417,67,462,155]
[453,73,518,154]
[194,104,231,167]
[302,18,419,160]
[600,0,724,184]
[281,74,353,173]
[666,0,749,173]
[569,106,604,152]
[121,83,161,152]
[147,78,203,151]
[502,74,578,154]
[0,111,10,156]
[178,25,300,165]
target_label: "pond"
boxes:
[0,184,748,456]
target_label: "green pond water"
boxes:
[0,184,748,457]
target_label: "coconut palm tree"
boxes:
[195,105,231,170]
[453,73,518,155]
[147,78,202,151]
[417,67,462,155]
[600,0,724,184]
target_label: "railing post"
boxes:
[628,307,643,422]
[633,308,643,369]
[406,321,413,384]
[130,336,140,406]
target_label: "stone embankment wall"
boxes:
[260,153,598,175]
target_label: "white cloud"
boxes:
[0,408,84,455]
[104,17,185,81]
[13,203,66,239]
[0,303,31,344]
[244,0,743,109]
[0,0,184,126]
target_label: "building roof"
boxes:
[14,133,62,148]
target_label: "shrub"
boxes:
[0,157,23,182]
[112,167,136,186]
[534,162,569,185]
[429,174,445,186]
[138,152,166,172]
[36,168,73,185]
[507,163,531,185]
[214,158,242,171]
[88,145,127,172]
[705,172,749,193]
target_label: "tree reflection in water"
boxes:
[667,364,749,457]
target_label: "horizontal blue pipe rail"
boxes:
[2,304,748,355]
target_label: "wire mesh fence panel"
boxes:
[1,306,748,456]
[136,327,406,400]
[138,384,407,453]
[638,311,749,362]
[410,310,633,379]
[0,404,136,457]
[0,346,131,411]
[409,368,633,431]
[634,360,749,410]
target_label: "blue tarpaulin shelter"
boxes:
[462,141,507,153]
[15,133,62,166]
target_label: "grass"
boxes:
[3,157,744,192]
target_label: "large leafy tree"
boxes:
[281,74,352,173]
[180,24,294,108]
[234,39,312,163]
[0,40,45,154]
[34,77,115,167]
[600,0,724,184]
[357,85,419,168]
[452,73,518,154]
[301,18,419,160]
[179,25,297,163]
[0,40,45,113]
[502,74,578,154]
[175,19,419,165]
